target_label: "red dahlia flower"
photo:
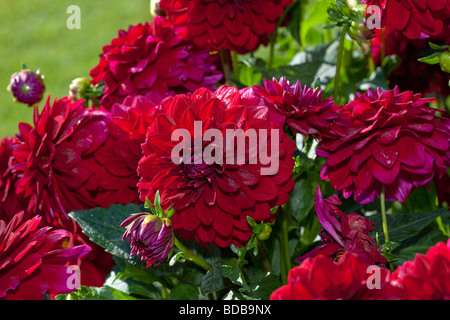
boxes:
[121,213,174,267]
[385,239,450,300]
[317,87,450,204]
[0,212,91,300]
[110,94,167,142]
[296,185,386,267]
[137,86,296,247]
[271,252,390,300]
[0,137,23,222]
[363,0,450,39]
[10,96,139,224]
[159,0,293,54]
[90,16,223,110]
[252,77,338,138]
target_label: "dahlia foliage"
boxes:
[1,0,450,302]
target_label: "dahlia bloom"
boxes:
[0,136,23,222]
[252,77,338,138]
[271,252,390,300]
[121,212,174,267]
[363,0,450,39]
[137,86,296,247]
[10,96,139,224]
[7,69,45,106]
[90,16,223,109]
[110,94,167,142]
[296,185,386,266]
[317,87,450,204]
[159,0,293,54]
[384,239,450,300]
[0,212,91,300]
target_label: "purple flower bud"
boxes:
[7,69,45,106]
[121,213,174,267]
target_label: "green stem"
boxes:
[380,184,389,244]
[257,241,273,273]
[381,26,386,62]
[174,237,212,271]
[268,1,295,70]
[380,184,395,271]
[279,204,291,285]
[219,49,232,85]
[333,23,349,101]
[231,51,240,83]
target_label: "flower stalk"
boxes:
[333,23,350,101]
[174,237,212,271]
[380,184,389,244]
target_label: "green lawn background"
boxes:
[0,0,151,138]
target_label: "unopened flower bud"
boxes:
[256,224,272,241]
[440,52,450,74]
[121,213,174,267]
[69,77,91,100]
[7,69,45,106]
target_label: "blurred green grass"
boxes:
[0,0,152,138]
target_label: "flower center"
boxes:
[20,83,30,94]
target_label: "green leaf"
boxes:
[200,259,227,295]
[69,203,146,265]
[429,42,450,50]
[393,225,449,266]
[170,283,200,300]
[368,209,448,243]
[222,258,250,292]
[264,40,338,88]
[418,52,441,65]
[290,178,316,224]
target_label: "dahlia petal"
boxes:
[250,178,278,202]
[428,0,446,10]
[404,16,426,39]
[387,0,410,30]
[180,206,200,231]
[196,224,215,246]
[195,197,215,225]
[354,162,374,191]
[372,159,401,185]
[216,189,240,215]
[372,142,400,169]
[398,137,426,167]
[212,207,233,237]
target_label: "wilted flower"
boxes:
[159,0,293,54]
[363,0,450,39]
[137,86,295,247]
[317,87,450,204]
[0,212,91,300]
[296,185,386,266]
[90,16,223,109]
[271,252,390,300]
[7,69,45,106]
[121,212,174,267]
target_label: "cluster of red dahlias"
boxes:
[2,0,450,301]
[271,238,450,300]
